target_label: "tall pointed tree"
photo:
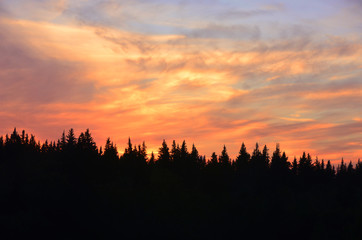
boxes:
[148,152,155,166]
[271,144,289,174]
[103,138,118,161]
[235,142,250,172]
[210,152,218,166]
[157,140,170,167]
[219,145,230,166]
[190,144,200,168]
[171,140,181,165]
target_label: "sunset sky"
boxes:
[0,0,361,162]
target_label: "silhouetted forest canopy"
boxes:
[1,128,362,239]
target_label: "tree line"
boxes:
[1,128,362,239]
[1,128,360,179]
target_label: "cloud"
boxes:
[0,2,8,15]
[0,19,95,104]
[0,0,361,162]
[185,24,261,40]
[220,3,285,20]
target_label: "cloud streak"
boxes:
[0,0,361,162]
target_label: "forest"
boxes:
[1,128,362,239]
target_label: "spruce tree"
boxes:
[235,142,250,172]
[219,145,230,166]
[210,152,218,166]
[157,140,170,167]
[103,138,118,161]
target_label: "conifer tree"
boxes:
[337,158,347,176]
[180,140,188,162]
[77,129,98,159]
[66,128,76,149]
[171,140,181,164]
[125,137,133,155]
[0,136,3,150]
[149,152,155,166]
[157,140,170,167]
[321,159,325,171]
[210,152,218,166]
[42,140,49,153]
[250,143,265,171]
[219,145,230,166]
[21,130,26,144]
[325,160,334,178]
[103,138,118,161]
[139,141,148,163]
[347,161,354,175]
[356,159,362,175]
[235,142,250,172]
[271,144,281,170]
[291,157,298,175]
[190,144,201,168]
[262,145,270,167]
[298,152,313,177]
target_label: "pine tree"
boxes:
[157,140,170,167]
[325,160,334,178]
[125,137,133,155]
[0,136,3,150]
[66,129,76,149]
[298,152,313,177]
[321,159,325,171]
[10,128,21,145]
[131,141,148,168]
[148,152,155,166]
[190,144,201,168]
[139,141,148,163]
[291,157,298,175]
[103,138,118,161]
[271,144,281,170]
[337,158,347,176]
[250,143,266,171]
[262,145,270,167]
[347,161,354,175]
[21,130,26,144]
[171,140,181,165]
[210,152,218,166]
[235,142,250,172]
[180,140,188,162]
[219,145,230,166]
[356,159,362,176]
[315,157,321,171]
[42,140,49,153]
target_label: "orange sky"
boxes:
[0,1,361,163]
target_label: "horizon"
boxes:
[1,127,359,165]
[0,0,361,162]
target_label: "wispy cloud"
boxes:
[0,0,361,162]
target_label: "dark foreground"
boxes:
[1,129,362,239]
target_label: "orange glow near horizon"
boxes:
[0,1,361,165]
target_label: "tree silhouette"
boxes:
[103,138,118,161]
[235,142,250,173]
[298,152,313,178]
[250,143,269,173]
[77,129,98,158]
[148,151,155,166]
[190,144,200,167]
[66,128,76,150]
[1,128,362,239]
[271,144,290,175]
[325,160,335,178]
[157,139,170,168]
[210,152,218,166]
[219,145,230,167]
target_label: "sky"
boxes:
[0,0,361,163]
